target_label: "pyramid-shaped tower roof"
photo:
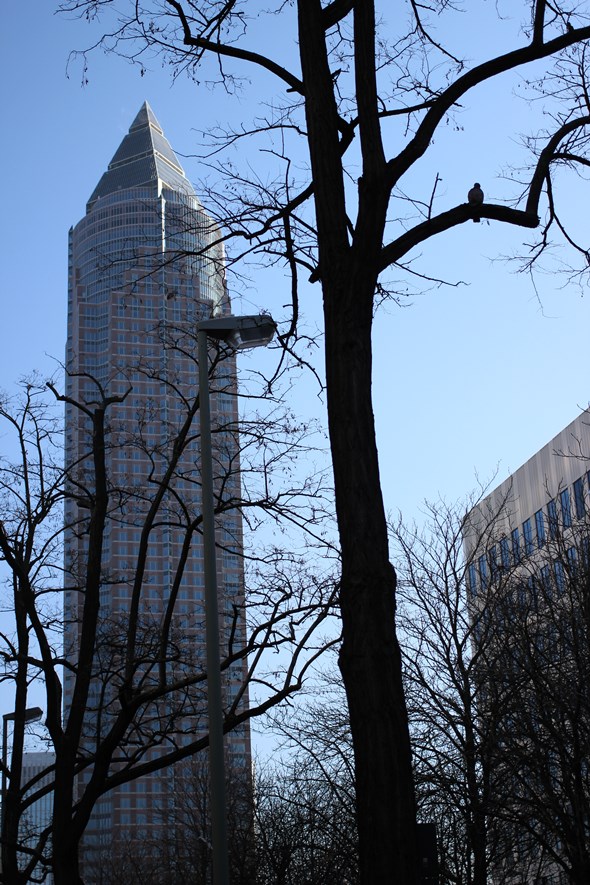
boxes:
[86,102,195,212]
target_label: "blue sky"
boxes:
[1,0,589,529]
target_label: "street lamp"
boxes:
[1,707,44,836]
[197,314,276,885]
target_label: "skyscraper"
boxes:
[65,103,250,877]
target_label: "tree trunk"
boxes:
[1,582,33,884]
[52,856,84,885]
[323,267,417,884]
[52,762,85,885]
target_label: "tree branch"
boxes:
[379,203,538,272]
[526,115,590,214]
[388,24,590,188]
[380,112,590,271]
[322,0,354,31]
[166,0,305,94]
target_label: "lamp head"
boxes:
[226,317,276,350]
[198,314,277,351]
[3,707,43,724]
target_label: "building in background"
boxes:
[64,103,251,877]
[20,752,55,885]
[464,411,590,885]
[464,411,590,576]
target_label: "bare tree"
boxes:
[394,487,590,885]
[255,667,358,885]
[0,347,336,884]
[81,755,256,884]
[53,2,590,879]
[393,495,510,885]
[253,763,357,885]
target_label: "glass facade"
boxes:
[523,518,533,556]
[560,488,572,528]
[573,477,585,519]
[511,527,521,564]
[500,537,510,569]
[64,103,250,865]
[478,554,488,590]
[547,499,558,540]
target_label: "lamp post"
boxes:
[1,707,44,840]
[197,314,276,885]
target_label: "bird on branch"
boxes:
[467,182,484,222]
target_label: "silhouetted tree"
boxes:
[395,485,590,885]
[256,668,358,884]
[0,345,336,884]
[393,494,510,885]
[53,2,590,879]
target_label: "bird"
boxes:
[468,182,484,222]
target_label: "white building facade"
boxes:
[464,411,590,885]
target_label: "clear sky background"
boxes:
[1,3,589,529]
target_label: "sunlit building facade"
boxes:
[64,103,250,876]
[464,411,590,600]
[464,412,590,885]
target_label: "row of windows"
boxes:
[469,471,590,596]
[471,545,583,646]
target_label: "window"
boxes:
[535,509,545,547]
[534,632,545,655]
[473,618,483,644]
[523,518,533,556]
[488,545,498,580]
[527,575,538,611]
[554,560,565,595]
[574,477,585,519]
[547,499,558,539]
[478,554,488,591]
[540,564,552,599]
[567,546,578,575]
[468,563,478,597]
[560,489,572,528]
[511,528,521,564]
[500,537,510,569]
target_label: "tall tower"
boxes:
[65,103,250,877]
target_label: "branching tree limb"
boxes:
[51,2,590,881]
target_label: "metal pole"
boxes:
[197,328,230,885]
[1,715,8,833]
[1,713,9,877]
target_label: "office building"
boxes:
[463,411,590,885]
[20,753,55,885]
[464,410,590,603]
[64,103,250,877]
